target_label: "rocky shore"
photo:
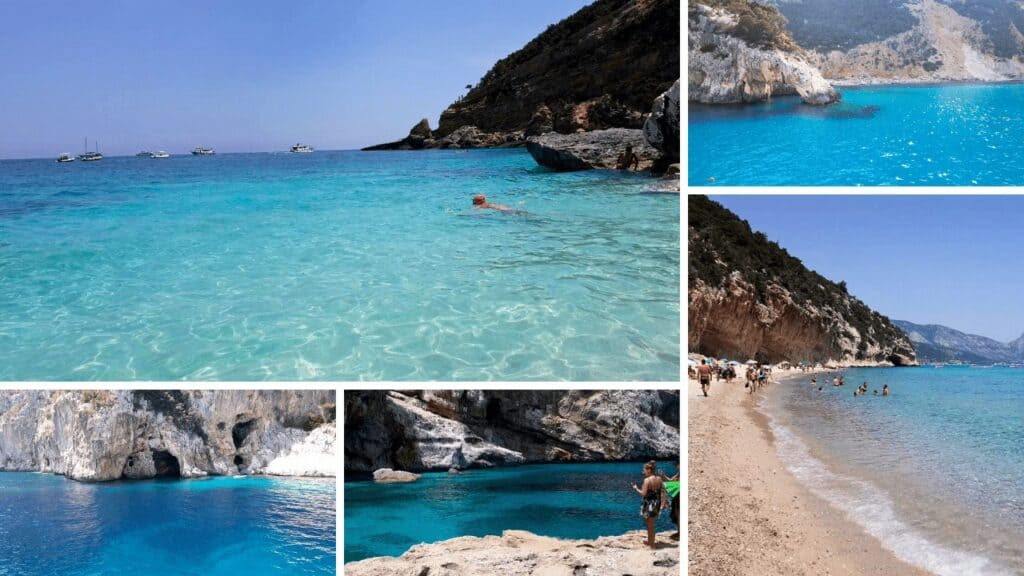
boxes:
[344,390,679,473]
[363,0,679,174]
[0,390,336,482]
[345,529,679,576]
[688,3,839,106]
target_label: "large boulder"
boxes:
[644,79,680,165]
[372,468,421,483]
[526,128,659,171]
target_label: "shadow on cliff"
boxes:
[690,97,879,123]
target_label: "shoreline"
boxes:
[344,529,679,575]
[343,457,682,480]
[688,369,930,575]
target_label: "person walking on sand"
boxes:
[697,359,712,397]
[633,460,665,550]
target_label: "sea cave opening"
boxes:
[485,398,502,423]
[232,418,257,449]
[152,450,181,478]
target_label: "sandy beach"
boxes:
[687,370,930,576]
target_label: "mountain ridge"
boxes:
[894,319,1024,363]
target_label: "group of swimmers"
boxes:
[810,373,890,396]
[632,460,679,549]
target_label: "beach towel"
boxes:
[664,480,680,498]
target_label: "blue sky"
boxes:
[708,195,1024,342]
[0,0,590,159]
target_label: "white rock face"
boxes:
[689,4,839,105]
[0,390,336,482]
[345,391,680,472]
[264,422,337,477]
[344,529,680,576]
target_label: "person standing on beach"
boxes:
[616,144,640,170]
[697,360,712,397]
[633,460,665,550]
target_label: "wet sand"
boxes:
[687,371,931,576]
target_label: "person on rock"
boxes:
[632,460,666,550]
[616,144,640,170]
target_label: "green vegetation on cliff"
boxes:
[689,195,912,362]
[437,0,679,136]
[694,0,799,52]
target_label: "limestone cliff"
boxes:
[344,390,679,472]
[0,390,336,482]
[766,0,1024,84]
[689,2,839,105]
[363,0,678,150]
[688,196,916,366]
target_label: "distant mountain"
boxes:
[760,0,1024,83]
[689,196,916,366]
[894,320,1024,364]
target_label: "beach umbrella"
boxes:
[745,359,757,365]
[687,358,697,366]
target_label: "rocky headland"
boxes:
[345,529,679,576]
[688,1,839,106]
[0,390,336,482]
[688,196,916,366]
[768,0,1024,86]
[344,390,679,473]
[364,0,680,173]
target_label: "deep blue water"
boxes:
[690,83,1024,186]
[0,473,335,576]
[0,150,679,380]
[343,462,680,562]
[765,367,1024,575]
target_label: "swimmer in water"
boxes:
[473,194,527,215]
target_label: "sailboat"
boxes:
[78,138,103,162]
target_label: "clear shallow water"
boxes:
[0,150,679,380]
[0,473,335,576]
[764,367,1024,575]
[343,462,679,562]
[690,83,1024,186]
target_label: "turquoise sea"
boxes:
[0,150,679,380]
[343,461,680,562]
[0,474,335,576]
[689,83,1024,186]
[764,366,1024,576]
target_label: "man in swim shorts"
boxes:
[697,359,712,397]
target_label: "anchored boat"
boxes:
[290,143,314,153]
[78,138,103,162]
